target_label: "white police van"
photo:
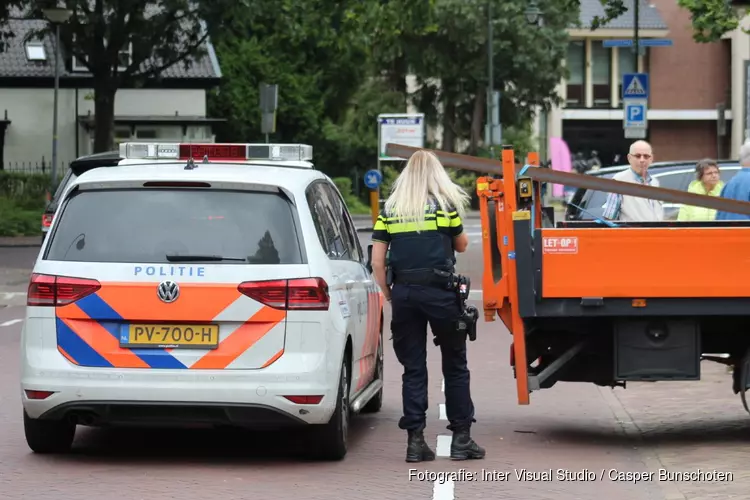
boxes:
[20,142,385,460]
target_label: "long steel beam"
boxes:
[384,143,750,217]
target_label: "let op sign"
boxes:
[378,113,425,160]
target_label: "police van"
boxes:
[20,142,385,461]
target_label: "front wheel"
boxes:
[23,410,76,454]
[309,354,350,461]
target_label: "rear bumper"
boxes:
[21,310,346,428]
[22,367,338,427]
[37,400,310,428]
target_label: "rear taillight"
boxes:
[41,214,53,227]
[27,273,101,307]
[238,278,329,310]
[283,395,323,404]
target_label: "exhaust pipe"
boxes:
[68,412,96,426]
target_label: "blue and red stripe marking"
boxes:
[57,293,187,369]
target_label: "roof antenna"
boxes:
[184,157,196,170]
[202,154,209,164]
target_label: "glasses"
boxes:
[630,153,652,159]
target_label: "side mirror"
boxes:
[365,244,373,274]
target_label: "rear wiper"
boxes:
[165,254,247,262]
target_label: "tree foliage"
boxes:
[19,0,240,152]
[207,0,373,177]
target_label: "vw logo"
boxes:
[157,280,180,303]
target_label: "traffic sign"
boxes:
[603,39,672,48]
[624,100,647,127]
[364,169,383,190]
[639,39,672,47]
[623,98,648,139]
[603,39,633,48]
[622,73,649,100]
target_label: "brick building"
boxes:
[536,0,744,167]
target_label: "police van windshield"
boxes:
[45,188,304,264]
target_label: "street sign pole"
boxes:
[364,168,383,226]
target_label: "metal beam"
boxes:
[384,143,750,217]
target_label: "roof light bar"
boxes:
[118,142,313,162]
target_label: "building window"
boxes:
[566,41,585,107]
[118,42,133,69]
[71,37,132,72]
[591,41,610,107]
[136,128,158,139]
[25,42,46,61]
[617,47,637,102]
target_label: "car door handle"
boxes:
[345,280,355,290]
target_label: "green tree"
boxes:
[20,0,238,152]
[207,0,374,177]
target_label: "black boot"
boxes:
[405,429,436,463]
[450,428,485,460]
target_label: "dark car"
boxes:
[41,151,122,233]
[564,160,742,222]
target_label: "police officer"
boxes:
[370,149,485,463]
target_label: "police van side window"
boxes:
[306,182,349,259]
[323,182,362,262]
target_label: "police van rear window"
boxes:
[45,188,304,264]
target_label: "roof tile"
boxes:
[0,16,220,79]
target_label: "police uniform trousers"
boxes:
[390,283,476,432]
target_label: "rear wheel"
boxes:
[23,410,76,454]
[361,323,384,413]
[310,353,350,461]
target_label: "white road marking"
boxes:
[436,434,451,457]
[0,319,22,327]
[438,403,447,420]
[432,478,455,500]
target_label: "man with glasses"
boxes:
[602,140,664,222]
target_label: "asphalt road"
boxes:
[0,227,749,499]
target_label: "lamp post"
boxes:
[487,1,493,159]
[525,0,543,27]
[42,7,73,192]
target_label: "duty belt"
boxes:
[392,268,453,288]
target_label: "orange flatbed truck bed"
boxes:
[383,142,750,413]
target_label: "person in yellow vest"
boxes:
[677,159,724,221]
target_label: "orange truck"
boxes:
[383,142,750,413]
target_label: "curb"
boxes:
[0,236,44,248]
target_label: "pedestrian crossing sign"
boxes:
[622,73,649,100]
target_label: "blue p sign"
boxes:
[626,102,646,127]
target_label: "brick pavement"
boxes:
[610,362,749,499]
[418,306,665,500]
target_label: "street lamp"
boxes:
[525,0,543,26]
[42,6,73,192]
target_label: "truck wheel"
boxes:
[361,325,384,413]
[310,354,350,461]
[24,410,75,454]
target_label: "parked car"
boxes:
[41,151,122,233]
[564,160,742,222]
